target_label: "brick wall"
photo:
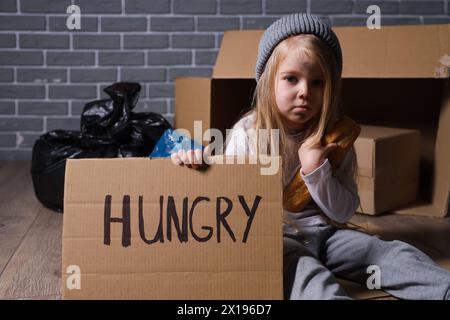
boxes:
[0,0,449,159]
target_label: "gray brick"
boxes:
[0,68,14,82]
[243,17,278,29]
[72,0,122,13]
[125,0,170,13]
[18,133,41,148]
[0,85,45,98]
[49,16,98,32]
[0,51,43,65]
[332,17,368,27]
[21,0,70,13]
[47,52,95,66]
[17,68,67,83]
[354,1,399,14]
[173,0,217,14]
[20,34,69,49]
[49,85,97,99]
[148,84,174,98]
[0,117,43,131]
[0,101,15,114]
[265,0,307,14]
[0,134,16,147]
[151,17,194,31]
[311,1,353,14]
[47,117,80,131]
[400,1,444,15]
[124,35,169,49]
[0,150,32,160]
[0,0,17,12]
[220,0,262,14]
[197,17,240,31]
[195,50,218,65]
[99,52,145,66]
[73,35,120,49]
[0,16,46,30]
[169,67,213,81]
[121,68,166,82]
[101,17,147,32]
[0,34,16,48]
[380,17,422,26]
[147,51,191,65]
[169,99,175,113]
[70,68,117,82]
[172,35,215,48]
[423,17,450,24]
[70,101,87,116]
[135,100,167,114]
[19,101,68,115]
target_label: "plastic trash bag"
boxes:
[149,128,205,158]
[31,130,118,212]
[81,82,140,138]
[31,82,172,212]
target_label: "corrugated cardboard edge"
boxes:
[432,79,450,216]
[213,30,263,79]
[175,77,211,135]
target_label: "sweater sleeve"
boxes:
[224,127,250,156]
[300,149,360,224]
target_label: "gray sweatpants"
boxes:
[283,225,450,300]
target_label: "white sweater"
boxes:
[224,111,360,228]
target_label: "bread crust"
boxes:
[283,116,361,212]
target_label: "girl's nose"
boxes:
[297,80,309,98]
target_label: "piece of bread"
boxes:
[283,116,361,212]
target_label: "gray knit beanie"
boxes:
[255,13,342,81]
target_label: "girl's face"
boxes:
[275,50,324,131]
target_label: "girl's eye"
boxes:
[286,76,297,83]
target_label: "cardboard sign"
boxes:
[62,157,283,299]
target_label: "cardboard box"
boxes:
[175,30,261,136]
[62,157,283,299]
[354,125,421,215]
[175,23,450,218]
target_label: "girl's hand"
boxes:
[298,140,338,175]
[171,145,211,170]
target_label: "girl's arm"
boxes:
[224,127,250,156]
[300,149,360,224]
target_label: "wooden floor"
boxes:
[0,161,449,300]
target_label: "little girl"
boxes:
[171,13,450,300]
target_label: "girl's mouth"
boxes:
[292,106,309,112]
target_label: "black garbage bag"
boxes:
[81,82,140,137]
[31,82,172,212]
[31,130,119,212]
